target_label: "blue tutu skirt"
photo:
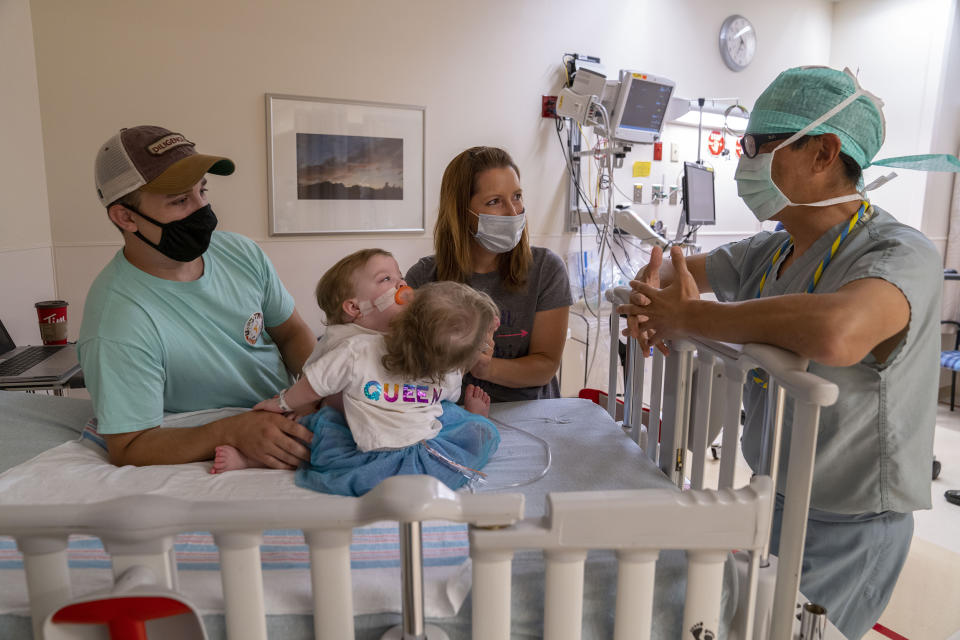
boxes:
[294,401,500,497]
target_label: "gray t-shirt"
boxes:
[405,246,573,402]
[706,206,941,514]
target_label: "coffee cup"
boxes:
[35,300,69,345]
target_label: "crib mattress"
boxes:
[0,393,734,638]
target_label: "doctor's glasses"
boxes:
[740,132,799,158]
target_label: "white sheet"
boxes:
[0,404,477,619]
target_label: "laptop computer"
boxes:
[0,317,81,384]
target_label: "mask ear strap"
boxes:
[793,192,863,208]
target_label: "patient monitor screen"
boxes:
[616,77,673,136]
[683,162,716,226]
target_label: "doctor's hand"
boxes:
[224,410,313,470]
[618,246,669,356]
[618,246,699,354]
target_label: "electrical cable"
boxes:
[467,417,553,491]
[554,116,643,296]
[612,181,634,203]
[555,117,599,318]
[563,122,598,317]
[585,101,615,380]
[554,112,651,386]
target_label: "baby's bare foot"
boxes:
[210,445,251,474]
[463,384,491,417]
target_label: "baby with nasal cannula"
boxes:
[212,249,500,496]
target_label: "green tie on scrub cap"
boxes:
[746,66,960,173]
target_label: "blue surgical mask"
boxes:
[470,210,526,254]
[735,76,873,221]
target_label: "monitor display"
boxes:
[611,71,675,144]
[683,162,716,226]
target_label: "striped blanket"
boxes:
[0,524,469,573]
[0,436,474,618]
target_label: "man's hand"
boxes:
[618,246,700,354]
[103,409,314,468]
[619,246,667,356]
[224,410,313,470]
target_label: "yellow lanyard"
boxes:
[750,201,869,387]
[756,201,868,299]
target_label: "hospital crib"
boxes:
[599,287,840,639]
[0,317,838,640]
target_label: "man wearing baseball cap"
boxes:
[79,125,316,470]
[619,67,960,637]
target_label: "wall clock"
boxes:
[719,15,756,72]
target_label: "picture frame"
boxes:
[266,94,425,235]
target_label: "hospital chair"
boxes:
[940,320,960,411]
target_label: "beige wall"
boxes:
[27,0,837,343]
[831,0,959,254]
[1,0,56,343]
[923,0,960,255]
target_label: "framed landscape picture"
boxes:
[266,94,425,235]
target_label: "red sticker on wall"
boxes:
[707,130,725,156]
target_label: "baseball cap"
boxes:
[94,125,235,206]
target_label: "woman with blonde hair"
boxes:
[406,146,572,402]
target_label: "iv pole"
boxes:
[677,98,707,246]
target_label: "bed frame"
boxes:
[0,299,839,640]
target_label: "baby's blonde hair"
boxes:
[382,281,498,382]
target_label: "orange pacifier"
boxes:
[395,285,414,305]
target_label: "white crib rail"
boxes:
[469,477,773,640]
[2,475,524,640]
[605,287,839,640]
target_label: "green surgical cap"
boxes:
[746,66,884,169]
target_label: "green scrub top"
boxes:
[706,206,941,514]
[79,231,296,434]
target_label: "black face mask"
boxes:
[129,204,218,262]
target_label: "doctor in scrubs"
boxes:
[620,66,960,639]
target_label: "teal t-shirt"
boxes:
[706,207,941,514]
[78,231,296,434]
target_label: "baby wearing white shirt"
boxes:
[212,249,498,493]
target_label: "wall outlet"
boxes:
[633,184,643,203]
[542,95,558,118]
[670,142,680,162]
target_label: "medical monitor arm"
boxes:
[615,209,668,249]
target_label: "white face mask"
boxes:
[470,209,526,254]
[734,69,881,221]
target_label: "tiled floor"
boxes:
[861,403,960,640]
